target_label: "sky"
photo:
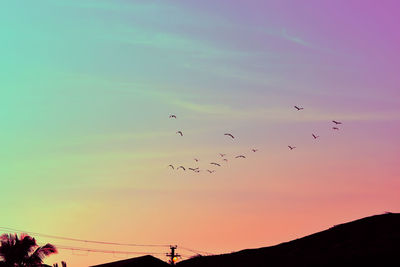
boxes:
[1,0,400,266]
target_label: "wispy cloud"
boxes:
[58,72,400,124]
[55,0,159,13]
[280,28,311,47]
[171,99,235,115]
[170,98,400,123]
[58,0,240,60]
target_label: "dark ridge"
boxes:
[90,255,169,267]
[177,213,400,267]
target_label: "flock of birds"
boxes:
[167,106,342,174]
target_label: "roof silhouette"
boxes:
[90,255,169,267]
[177,213,400,267]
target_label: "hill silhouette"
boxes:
[177,213,400,267]
[90,255,169,267]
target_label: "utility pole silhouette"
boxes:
[166,245,180,265]
[53,261,66,267]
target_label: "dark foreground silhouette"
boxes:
[91,213,400,267]
[178,213,400,267]
[0,233,57,267]
[91,255,169,267]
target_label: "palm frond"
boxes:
[26,244,58,265]
[0,234,57,266]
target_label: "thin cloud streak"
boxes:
[281,28,311,47]
[171,98,400,123]
[56,72,400,125]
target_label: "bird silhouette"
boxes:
[288,146,296,150]
[169,114,177,119]
[176,131,183,136]
[207,170,215,173]
[224,133,235,139]
[194,158,199,162]
[168,165,174,169]
[223,158,228,162]
[294,106,304,111]
[251,149,258,152]
[219,153,226,157]
[332,127,339,130]
[312,134,320,139]
[210,162,221,167]
[332,120,342,124]
[177,166,186,171]
[235,155,246,159]
[188,168,199,172]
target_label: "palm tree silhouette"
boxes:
[0,233,57,267]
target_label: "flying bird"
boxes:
[294,106,304,111]
[219,153,226,157]
[224,133,235,139]
[223,158,228,162]
[251,149,258,152]
[332,127,339,130]
[235,155,246,159]
[177,166,186,171]
[176,131,183,136]
[332,120,342,125]
[169,114,177,119]
[168,165,174,169]
[188,168,199,172]
[207,170,215,173]
[288,146,296,150]
[210,162,221,167]
[312,134,320,139]
[194,158,199,162]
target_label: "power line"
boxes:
[53,244,192,258]
[0,227,169,248]
[0,226,213,256]
[55,245,166,255]
[179,246,213,255]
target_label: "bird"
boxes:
[169,114,177,119]
[168,164,174,169]
[332,127,339,130]
[312,134,319,139]
[332,120,342,125]
[251,149,258,152]
[207,170,215,173]
[210,162,221,167]
[188,168,199,172]
[219,153,226,157]
[224,133,235,139]
[294,106,304,111]
[176,131,183,136]
[288,146,296,150]
[194,158,199,162]
[223,158,228,162]
[177,166,186,171]
[235,155,246,159]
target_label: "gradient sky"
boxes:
[1,0,400,266]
